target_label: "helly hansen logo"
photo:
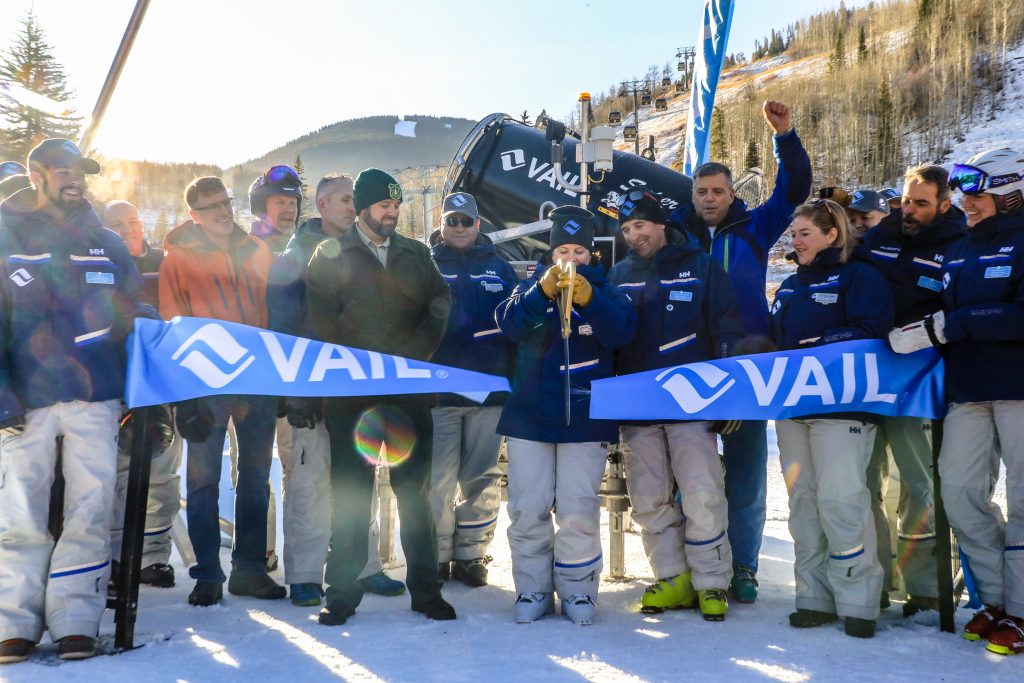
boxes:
[828,275,840,282]
[850,426,861,434]
[933,254,945,262]
[89,248,105,256]
[1000,246,1014,253]
[563,220,582,235]
[9,268,33,287]
[172,323,255,388]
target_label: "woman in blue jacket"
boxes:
[496,206,635,625]
[770,199,893,639]
[892,149,1024,654]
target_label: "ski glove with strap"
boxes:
[539,265,561,299]
[286,397,323,430]
[889,311,946,354]
[709,419,742,436]
[566,273,593,307]
[175,398,214,443]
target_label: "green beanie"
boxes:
[353,168,403,213]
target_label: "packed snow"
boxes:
[4,424,1013,682]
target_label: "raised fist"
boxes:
[762,100,793,135]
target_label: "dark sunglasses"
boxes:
[444,215,475,228]
[265,165,300,186]
[811,198,842,225]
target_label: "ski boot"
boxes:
[698,588,729,621]
[452,558,489,587]
[789,609,839,628]
[963,605,1005,642]
[986,616,1024,656]
[562,595,596,626]
[729,565,758,604]
[515,592,554,623]
[640,572,697,613]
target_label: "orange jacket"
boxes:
[159,221,273,328]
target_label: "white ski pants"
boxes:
[429,406,503,562]
[278,421,386,584]
[777,418,883,620]
[866,416,936,597]
[505,438,606,599]
[111,428,183,567]
[0,399,120,642]
[620,422,732,589]
[939,401,1024,618]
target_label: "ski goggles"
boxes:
[615,189,658,208]
[265,165,301,187]
[947,163,1023,194]
[0,161,26,179]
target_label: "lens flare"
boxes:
[782,461,802,493]
[353,405,416,467]
[894,505,934,574]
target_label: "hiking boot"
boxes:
[452,558,488,587]
[318,603,356,626]
[57,636,96,661]
[963,605,1006,641]
[698,588,729,621]
[789,609,839,628]
[411,595,457,621]
[902,594,940,618]
[228,572,287,600]
[729,565,758,604]
[845,617,876,639]
[0,639,34,664]
[438,562,451,581]
[188,580,223,606]
[140,562,175,588]
[515,592,554,623]
[562,595,596,626]
[358,571,405,596]
[640,572,697,613]
[290,583,324,606]
[986,616,1024,656]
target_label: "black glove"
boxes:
[286,397,322,430]
[709,419,742,436]
[148,405,176,451]
[175,398,214,443]
[0,414,25,435]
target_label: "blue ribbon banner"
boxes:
[683,0,735,176]
[126,317,511,408]
[590,340,944,421]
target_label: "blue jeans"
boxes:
[185,395,277,582]
[722,419,768,572]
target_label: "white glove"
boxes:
[888,311,946,354]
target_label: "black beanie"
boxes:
[548,205,596,252]
[353,168,403,213]
[617,191,667,226]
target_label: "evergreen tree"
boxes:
[857,24,868,63]
[829,24,845,72]
[710,106,727,162]
[744,138,760,170]
[293,154,310,215]
[0,11,79,161]
[520,110,531,126]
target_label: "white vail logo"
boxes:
[172,323,255,388]
[500,149,526,171]
[657,362,736,413]
[9,268,34,287]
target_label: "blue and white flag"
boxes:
[590,340,944,421]
[682,0,735,176]
[126,317,511,408]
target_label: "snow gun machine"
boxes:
[443,94,694,277]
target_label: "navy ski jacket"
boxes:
[430,230,517,407]
[608,228,743,375]
[941,209,1024,403]
[859,206,966,326]
[770,248,893,351]
[496,261,635,443]
[670,129,812,346]
[0,188,149,422]
[267,218,331,338]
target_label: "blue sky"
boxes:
[2,0,867,166]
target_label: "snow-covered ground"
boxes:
[5,425,1012,682]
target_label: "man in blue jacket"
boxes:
[860,165,966,614]
[428,192,517,587]
[669,100,812,602]
[0,140,150,664]
[610,192,744,621]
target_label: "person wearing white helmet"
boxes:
[889,148,1024,655]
